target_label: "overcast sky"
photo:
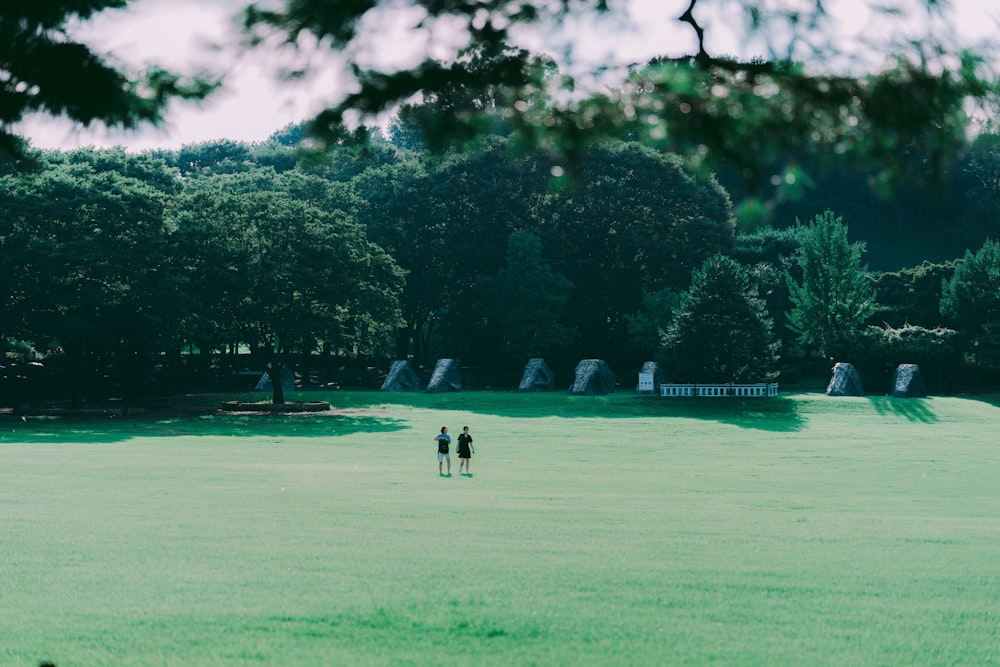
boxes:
[14,0,1000,152]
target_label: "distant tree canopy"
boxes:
[0,149,183,403]
[872,261,956,329]
[0,132,745,397]
[533,141,735,355]
[0,147,405,404]
[480,231,575,362]
[243,0,1000,192]
[3,1,995,210]
[9,100,1000,399]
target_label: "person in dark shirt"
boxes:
[435,426,451,476]
[456,426,474,476]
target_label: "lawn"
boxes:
[2,391,998,666]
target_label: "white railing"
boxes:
[659,383,779,398]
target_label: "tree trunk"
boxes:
[269,359,286,405]
[122,349,136,404]
[420,319,437,366]
[394,326,409,359]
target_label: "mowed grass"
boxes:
[2,391,999,666]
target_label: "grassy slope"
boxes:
[1,391,998,666]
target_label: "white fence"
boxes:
[659,383,779,398]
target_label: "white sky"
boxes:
[14,0,1000,152]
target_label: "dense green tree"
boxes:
[354,137,544,363]
[940,239,1000,373]
[660,254,779,383]
[0,149,183,404]
[786,211,876,357]
[353,159,432,359]
[269,122,311,148]
[535,141,734,360]
[952,133,1000,240]
[731,227,801,345]
[174,168,403,402]
[940,240,1000,335]
[420,142,547,361]
[246,141,301,174]
[165,140,255,177]
[296,128,410,183]
[480,231,575,361]
[352,136,732,366]
[872,261,957,329]
[748,148,972,270]
[625,288,683,359]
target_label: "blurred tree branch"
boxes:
[243,0,1000,191]
[0,3,218,162]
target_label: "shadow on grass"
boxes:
[632,395,807,432]
[345,390,807,433]
[959,394,1000,410]
[0,390,810,441]
[866,396,939,423]
[0,412,407,445]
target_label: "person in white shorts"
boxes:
[435,426,451,476]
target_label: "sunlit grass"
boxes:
[2,391,998,665]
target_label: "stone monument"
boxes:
[569,359,616,396]
[380,360,422,392]
[426,358,462,393]
[826,362,864,397]
[891,363,927,398]
[518,358,555,392]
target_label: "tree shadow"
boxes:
[0,390,811,442]
[345,390,807,433]
[629,395,808,432]
[866,395,939,423]
[959,394,1000,410]
[0,411,407,444]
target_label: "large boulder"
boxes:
[891,363,927,398]
[380,360,422,392]
[826,362,864,397]
[569,359,616,396]
[255,365,297,393]
[426,358,462,393]
[518,358,555,392]
[636,361,663,393]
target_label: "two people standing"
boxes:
[434,425,474,476]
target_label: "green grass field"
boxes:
[2,391,999,666]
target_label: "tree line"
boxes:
[2,128,1000,404]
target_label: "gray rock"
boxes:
[380,360,422,392]
[255,365,297,393]
[891,363,927,398]
[518,358,555,392]
[426,358,462,393]
[569,359,616,396]
[826,362,864,396]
